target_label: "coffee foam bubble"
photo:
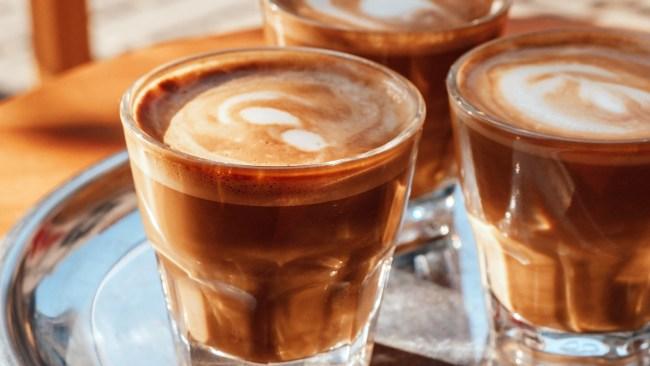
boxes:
[462,45,650,140]
[278,0,494,31]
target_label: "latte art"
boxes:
[277,0,494,30]
[160,67,407,165]
[498,63,650,136]
[464,45,650,140]
[169,89,326,159]
[218,91,302,126]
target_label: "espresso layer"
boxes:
[460,40,650,140]
[135,164,406,362]
[136,53,413,166]
[273,0,494,31]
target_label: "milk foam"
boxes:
[464,45,650,140]
[218,91,302,126]
[290,0,493,30]
[281,129,328,152]
[499,63,650,135]
[161,68,407,165]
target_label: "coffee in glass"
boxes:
[448,30,650,364]
[120,48,424,365]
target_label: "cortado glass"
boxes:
[120,48,425,366]
[262,0,511,244]
[448,30,650,365]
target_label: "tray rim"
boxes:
[0,152,130,366]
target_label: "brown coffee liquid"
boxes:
[453,31,650,333]
[263,0,509,196]
[128,50,419,362]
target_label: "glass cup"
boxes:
[120,48,425,366]
[261,0,511,245]
[447,30,650,365]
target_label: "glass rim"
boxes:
[120,46,426,171]
[265,0,513,36]
[446,28,650,145]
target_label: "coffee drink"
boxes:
[122,49,423,363]
[449,30,650,335]
[263,0,510,197]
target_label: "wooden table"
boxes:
[0,17,594,235]
[0,30,265,234]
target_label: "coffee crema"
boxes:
[450,31,650,333]
[461,43,650,141]
[274,0,494,31]
[137,53,411,166]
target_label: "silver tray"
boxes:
[0,152,491,366]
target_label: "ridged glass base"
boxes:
[162,258,393,366]
[484,295,650,366]
[174,321,375,366]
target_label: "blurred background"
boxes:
[1,0,649,97]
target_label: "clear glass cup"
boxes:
[447,30,650,365]
[120,48,425,366]
[261,0,512,245]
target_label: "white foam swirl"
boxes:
[303,0,467,29]
[282,129,328,152]
[217,91,302,126]
[304,0,384,29]
[497,62,650,137]
[239,107,300,126]
[167,88,329,157]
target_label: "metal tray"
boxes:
[0,152,491,366]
